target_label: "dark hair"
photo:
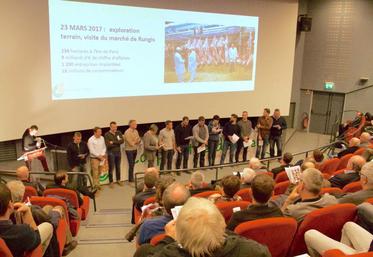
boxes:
[274,108,280,112]
[0,184,11,216]
[198,116,205,122]
[313,150,324,163]
[93,127,101,133]
[30,125,38,130]
[155,176,175,204]
[144,172,158,189]
[54,170,67,185]
[110,121,117,126]
[74,132,82,137]
[182,116,189,121]
[264,108,270,114]
[221,175,241,198]
[231,114,238,119]
[213,115,220,120]
[283,152,293,164]
[251,174,275,204]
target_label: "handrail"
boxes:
[345,84,373,95]
[0,170,97,211]
[134,140,343,192]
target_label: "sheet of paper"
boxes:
[232,207,241,213]
[197,145,206,153]
[243,139,253,148]
[171,205,183,220]
[285,165,302,184]
[184,136,193,140]
[231,133,240,144]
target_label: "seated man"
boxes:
[134,171,159,211]
[329,155,366,189]
[338,137,361,158]
[357,202,373,234]
[137,182,190,245]
[359,132,372,148]
[281,168,337,222]
[46,170,83,206]
[209,175,242,203]
[339,162,373,205]
[134,197,271,257]
[301,161,316,171]
[188,171,210,195]
[312,149,325,169]
[227,174,283,231]
[240,168,256,189]
[0,183,53,257]
[248,157,267,172]
[305,222,373,257]
[136,167,160,194]
[16,165,44,196]
[271,152,293,177]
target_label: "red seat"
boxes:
[366,198,373,204]
[150,233,167,246]
[289,203,357,256]
[337,154,354,170]
[234,217,297,257]
[0,238,13,257]
[215,201,250,224]
[23,186,38,201]
[143,196,156,206]
[257,171,274,178]
[134,196,156,224]
[274,171,288,183]
[323,249,373,257]
[25,245,43,257]
[354,148,366,155]
[80,195,90,220]
[342,182,363,193]
[320,158,341,176]
[193,190,220,198]
[333,169,347,176]
[274,180,290,195]
[321,187,343,196]
[235,188,252,202]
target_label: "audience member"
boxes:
[240,168,256,189]
[137,182,190,245]
[301,161,316,171]
[271,152,293,177]
[174,116,193,170]
[87,127,106,189]
[188,171,210,195]
[338,137,361,158]
[16,165,44,196]
[248,157,267,172]
[357,202,373,234]
[359,132,372,148]
[281,168,337,222]
[133,172,159,212]
[135,167,160,194]
[236,111,252,162]
[209,175,242,203]
[0,183,53,257]
[256,108,273,159]
[269,109,287,158]
[143,124,159,168]
[159,120,176,170]
[192,116,209,168]
[312,149,325,169]
[208,115,222,166]
[134,197,271,257]
[124,120,141,182]
[329,155,366,189]
[227,174,283,231]
[339,162,373,205]
[220,114,240,164]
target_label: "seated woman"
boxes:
[208,175,242,203]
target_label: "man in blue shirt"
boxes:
[137,182,190,245]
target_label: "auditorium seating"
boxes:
[320,158,341,176]
[342,181,363,193]
[320,187,343,196]
[337,153,354,170]
[274,171,288,183]
[143,196,156,206]
[288,203,357,256]
[234,217,297,257]
[215,201,250,224]
[323,249,373,257]
[274,180,290,195]
[235,188,252,202]
[333,169,347,176]
[23,186,38,201]
[366,198,373,204]
[353,148,366,156]
[0,237,43,257]
[150,233,167,246]
[193,190,220,198]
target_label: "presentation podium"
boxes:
[17,147,47,161]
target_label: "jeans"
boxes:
[176,145,189,169]
[220,140,237,164]
[108,151,122,183]
[160,149,174,170]
[70,164,88,191]
[125,150,137,182]
[270,135,282,157]
[256,135,270,159]
[208,140,219,166]
[235,139,248,162]
[193,145,206,168]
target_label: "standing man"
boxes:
[270,109,287,158]
[174,47,185,82]
[220,114,240,164]
[159,120,176,170]
[256,108,273,159]
[66,132,90,191]
[188,48,197,82]
[22,125,49,171]
[175,117,192,170]
[208,115,222,166]
[87,127,106,190]
[192,116,209,168]
[236,111,253,162]
[105,121,124,187]
[124,120,141,183]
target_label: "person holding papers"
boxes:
[175,116,193,170]
[192,116,209,168]
[220,114,241,164]
[256,108,273,159]
[88,127,107,190]
[159,120,176,170]
[270,109,287,158]
[236,111,253,162]
[208,115,222,166]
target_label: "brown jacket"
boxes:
[257,116,273,138]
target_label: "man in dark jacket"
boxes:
[220,114,241,164]
[134,197,271,257]
[271,152,293,177]
[270,109,287,158]
[338,137,361,158]
[174,116,193,170]
[330,155,366,189]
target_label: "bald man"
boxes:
[338,137,361,158]
[360,132,372,148]
[329,155,366,189]
[16,166,44,195]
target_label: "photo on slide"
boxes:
[164,22,256,84]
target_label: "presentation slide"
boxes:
[49,0,259,100]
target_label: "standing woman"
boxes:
[143,124,159,168]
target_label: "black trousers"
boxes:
[176,145,189,169]
[160,149,174,170]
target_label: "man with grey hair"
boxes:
[329,155,366,189]
[189,171,210,195]
[338,137,361,158]
[339,162,373,205]
[281,168,337,222]
[248,157,267,172]
[240,168,256,189]
[134,197,271,257]
[137,182,190,245]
